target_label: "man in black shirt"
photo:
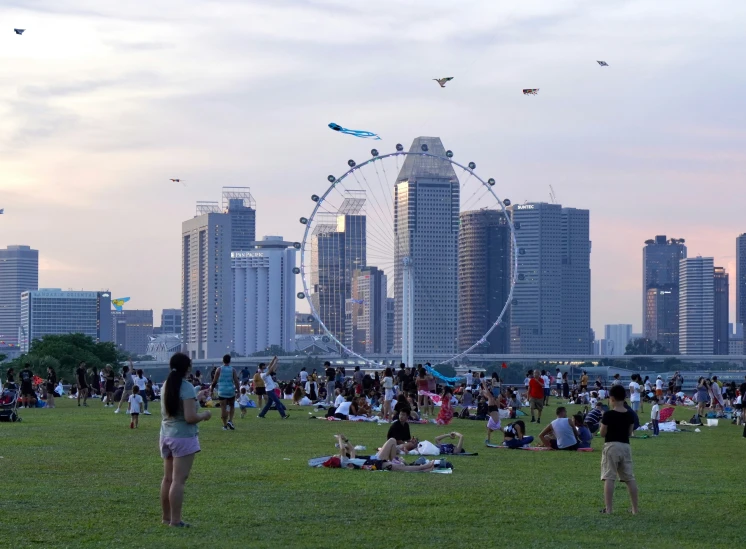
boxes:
[76,361,89,407]
[599,384,638,515]
[397,363,407,392]
[19,363,35,408]
[386,409,418,452]
[324,361,335,404]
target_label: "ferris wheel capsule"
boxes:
[292,267,300,274]
[396,144,403,152]
[348,159,356,167]
[327,175,335,183]
[519,248,526,255]
[299,217,308,224]
[514,221,521,230]
[311,194,319,202]
[503,199,511,206]
[293,242,301,249]
[297,292,305,299]
[468,162,476,170]
[487,178,495,186]
[371,149,379,157]
[446,150,453,158]
[518,273,525,281]
[421,143,428,152]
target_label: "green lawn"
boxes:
[0,397,742,549]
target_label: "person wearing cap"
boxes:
[655,375,664,399]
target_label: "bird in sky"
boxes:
[597,60,609,66]
[433,77,454,88]
[14,29,25,35]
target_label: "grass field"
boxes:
[0,397,742,549]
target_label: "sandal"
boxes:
[600,509,609,514]
[170,521,191,528]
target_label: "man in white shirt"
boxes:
[650,398,660,436]
[628,374,641,413]
[465,370,473,389]
[541,371,551,405]
[299,368,309,384]
[538,407,580,450]
[257,357,289,419]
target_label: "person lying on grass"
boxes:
[387,408,419,452]
[538,407,581,450]
[502,420,534,449]
[334,434,435,471]
[434,431,466,454]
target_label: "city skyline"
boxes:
[2,1,745,336]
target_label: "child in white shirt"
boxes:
[650,399,660,437]
[238,387,252,418]
[128,386,144,429]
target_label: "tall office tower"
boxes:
[560,207,592,353]
[737,234,746,326]
[508,202,590,353]
[20,289,112,352]
[604,324,633,356]
[457,209,510,353]
[713,266,729,355]
[232,236,296,355]
[643,235,687,352]
[345,266,387,354]
[182,212,233,359]
[393,137,459,355]
[112,309,154,355]
[0,245,39,347]
[730,323,744,355]
[223,187,256,252]
[679,257,714,355]
[386,297,394,354]
[160,308,182,335]
[310,196,366,344]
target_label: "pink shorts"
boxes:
[159,436,200,459]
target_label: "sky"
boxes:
[1,0,745,336]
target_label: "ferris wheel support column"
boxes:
[402,257,414,367]
[407,265,414,368]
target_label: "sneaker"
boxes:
[114,409,120,414]
[227,421,235,430]
[222,426,228,431]
[257,415,265,419]
[536,419,541,424]
[282,415,290,419]
[143,411,152,415]
[83,403,88,407]
[530,418,536,423]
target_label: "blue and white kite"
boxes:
[328,122,381,140]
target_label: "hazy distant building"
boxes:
[345,266,387,354]
[113,309,154,355]
[393,137,459,355]
[182,212,233,359]
[458,209,510,353]
[232,236,296,355]
[20,289,112,352]
[157,308,182,335]
[0,245,38,347]
[223,187,257,252]
[713,266,729,355]
[310,197,366,345]
[509,203,591,354]
[386,297,394,354]
[679,257,714,355]
[604,324,633,356]
[295,312,321,335]
[593,339,613,356]
[737,234,746,326]
[643,235,686,353]
[730,323,744,355]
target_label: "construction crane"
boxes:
[549,185,557,204]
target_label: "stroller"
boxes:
[0,387,22,422]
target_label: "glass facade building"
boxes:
[0,245,38,347]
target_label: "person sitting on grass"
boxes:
[434,431,466,454]
[387,408,418,452]
[539,407,581,450]
[599,383,639,515]
[502,420,533,448]
[333,394,354,420]
[584,400,605,434]
[436,388,454,425]
[574,413,592,449]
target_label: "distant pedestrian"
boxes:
[210,355,240,431]
[76,361,89,407]
[257,356,288,419]
[324,361,335,404]
[253,365,267,408]
[46,366,57,409]
[104,365,116,407]
[133,369,152,415]
[129,386,144,428]
[650,398,660,437]
[115,361,135,414]
[19,363,35,408]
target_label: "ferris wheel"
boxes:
[294,138,518,367]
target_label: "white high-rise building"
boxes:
[345,266,387,354]
[604,324,633,356]
[393,137,459,355]
[20,289,112,352]
[232,236,296,355]
[182,212,233,359]
[679,257,714,355]
[0,245,38,347]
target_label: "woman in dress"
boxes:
[695,377,709,419]
[46,366,57,409]
[382,367,395,421]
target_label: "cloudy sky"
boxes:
[1,0,745,336]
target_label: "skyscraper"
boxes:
[386,297,394,354]
[223,187,256,252]
[643,235,686,352]
[112,309,154,355]
[679,257,714,355]
[604,324,633,356]
[20,289,112,352]
[457,209,510,353]
[508,202,590,353]
[159,308,182,335]
[713,266,729,355]
[182,212,233,359]
[393,137,459,355]
[345,266,387,354]
[737,234,746,326]
[0,245,39,347]
[310,197,366,344]
[232,236,296,355]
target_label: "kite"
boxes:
[14,29,24,35]
[170,178,185,186]
[111,297,130,311]
[433,77,454,88]
[596,60,609,66]
[522,89,539,95]
[424,365,462,386]
[328,122,381,140]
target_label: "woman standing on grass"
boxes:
[160,352,211,528]
[46,366,57,409]
[382,368,395,421]
[695,377,709,419]
[104,365,116,407]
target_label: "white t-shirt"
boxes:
[238,393,251,406]
[523,377,530,387]
[262,372,276,392]
[655,379,663,390]
[465,373,473,387]
[629,382,641,402]
[542,375,550,389]
[383,377,394,390]
[336,401,352,416]
[334,394,345,407]
[300,371,308,383]
[590,397,598,408]
[644,381,652,392]
[651,403,660,421]
[133,375,147,391]
[598,389,607,399]
[128,394,143,414]
[551,418,577,449]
